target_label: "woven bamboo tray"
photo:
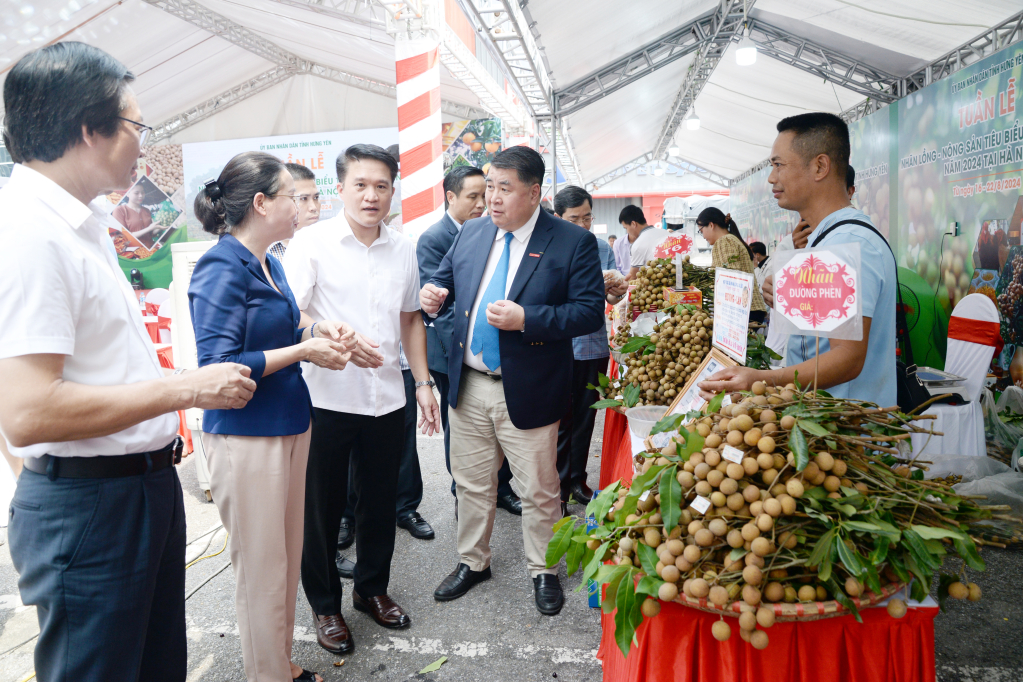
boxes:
[674,581,905,622]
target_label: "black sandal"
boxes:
[293,670,321,682]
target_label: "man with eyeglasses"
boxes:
[268,162,322,261]
[553,186,627,509]
[0,43,255,681]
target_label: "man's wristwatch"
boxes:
[415,380,436,388]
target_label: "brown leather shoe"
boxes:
[352,592,411,629]
[312,611,354,654]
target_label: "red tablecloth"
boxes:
[598,600,938,682]
[155,346,194,456]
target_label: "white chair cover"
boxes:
[910,294,998,458]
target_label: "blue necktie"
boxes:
[470,232,514,371]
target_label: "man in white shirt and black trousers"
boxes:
[421,146,605,615]
[283,144,441,654]
[0,43,255,682]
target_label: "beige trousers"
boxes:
[203,427,311,682]
[449,369,561,577]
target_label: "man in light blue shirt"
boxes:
[699,113,896,407]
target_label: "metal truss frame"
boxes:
[585,152,730,192]
[271,0,386,28]
[653,0,748,158]
[538,116,582,188]
[555,4,740,118]
[143,0,490,141]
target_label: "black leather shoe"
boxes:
[533,574,564,615]
[561,501,569,518]
[397,511,435,540]
[496,492,522,516]
[434,563,492,601]
[336,553,355,580]
[337,518,354,550]
[568,481,594,504]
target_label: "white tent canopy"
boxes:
[1,0,1022,186]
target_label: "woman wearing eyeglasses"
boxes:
[189,151,355,682]
[696,206,768,324]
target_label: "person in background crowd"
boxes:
[385,144,403,233]
[112,182,158,244]
[624,205,671,280]
[611,211,634,276]
[268,162,321,261]
[190,152,355,682]
[749,241,767,268]
[0,42,255,682]
[284,144,441,654]
[420,147,604,615]
[701,113,896,406]
[697,208,767,324]
[608,234,617,251]
[415,165,521,518]
[554,186,628,508]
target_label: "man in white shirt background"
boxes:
[623,205,669,280]
[0,42,255,682]
[268,162,321,261]
[415,166,521,518]
[283,144,440,653]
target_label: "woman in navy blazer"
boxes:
[188,152,352,682]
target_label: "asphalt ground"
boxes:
[0,406,1020,681]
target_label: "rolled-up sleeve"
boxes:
[188,251,267,382]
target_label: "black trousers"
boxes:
[303,406,404,614]
[9,464,186,682]
[344,370,423,519]
[435,370,514,498]
[556,356,607,501]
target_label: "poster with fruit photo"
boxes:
[729,164,799,250]
[100,145,188,288]
[898,42,1023,367]
[442,118,502,174]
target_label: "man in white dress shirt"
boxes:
[0,43,254,682]
[283,144,440,653]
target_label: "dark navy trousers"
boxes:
[8,464,187,682]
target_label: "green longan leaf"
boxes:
[545,518,578,568]
[952,536,986,572]
[798,419,830,437]
[622,384,642,408]
[818,555,833,583]
[836,537,865,577]
[910,525,966,542]
[869,536,891,565]
[902,529,943,571]
[586,482,620,523]
[591,399,624,409]
[789,425,810,471]
[636,543,660,577]
[826,577,862,623]
[603,566,629,614]
[598,372,610,388]
[864,563,882,596]
[706,391,726,415]
[566,533,588,577]
[650,413,683,436]
[583,541,611,582]
[614,572,639,656]
[807,527,836,568]
[635,575,665,597]
[842,520,881,533]
[619,336,651,354]
[728,547,748,563]
[418,656,448,674]
[659,464,682,533]
[936,573,957,611]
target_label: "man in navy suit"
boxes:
[416,166,520,516]
[420,146,605,615]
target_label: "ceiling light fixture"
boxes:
[668,143,680,156]
[736,0,757,66]
[653,162,665,176]
[685,109,701,131]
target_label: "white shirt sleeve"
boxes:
[401,242,422,313]
[282,231,317,311]
[0,234,78,359]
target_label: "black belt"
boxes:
[464,365,502,381]
[25,437,184,480]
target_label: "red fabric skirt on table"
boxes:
[598,599,938,682]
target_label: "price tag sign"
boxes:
[650,432,672,449]
[712,268,754,363]
[772,245,863,341]
[654,233,694,260]
[689,495,712,515]
[721,445,745,464]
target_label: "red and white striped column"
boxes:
[395,34,444,239]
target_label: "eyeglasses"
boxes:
[269,193,301,207]
[567,215,593,226]
[117,116,153,146]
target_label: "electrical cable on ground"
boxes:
[16,672,35,682]
[0,634,38,660]
[185,531,229,570]
[185,561,232,600]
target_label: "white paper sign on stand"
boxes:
[712,267,755,363]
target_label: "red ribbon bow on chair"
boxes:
[947,315,1003,355]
